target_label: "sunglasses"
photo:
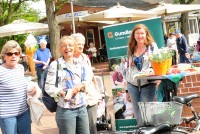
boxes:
[6,52,20,56]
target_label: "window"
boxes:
[189,18,198,33]
[86,29,95,47]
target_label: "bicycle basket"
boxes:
[138,101,183,126]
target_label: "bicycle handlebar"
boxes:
[184,116,196,124]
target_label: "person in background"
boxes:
[102,44,108,59]
[174,30,190,63]
[71,33,101,134]
[0,40,36,134]
[87,42,98,63]
[120,57,127,78]
[196,36,200,52]
[167,33,176,49]
[45,36,89,134]
[164,33,168,47]
[19,54,29,72]
[112,65,124,86]
[33,39,52,92]
[126,24,158,127]
[167,32,178,65]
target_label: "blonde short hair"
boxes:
[0,40,22,63]
[56,36,76,57]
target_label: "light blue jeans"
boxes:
[56,105,89,134]
[0,109,31,134]
[127,83,156,127]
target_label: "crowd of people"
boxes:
[0,33,102,134]
[164,29,195,64]
[0,23,199,133]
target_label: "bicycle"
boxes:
[135,94,200,134]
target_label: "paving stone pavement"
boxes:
[31,108,59,134]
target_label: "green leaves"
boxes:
[150,48,174,63]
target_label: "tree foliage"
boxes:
[0,0,40,26]
[0,0,41,51]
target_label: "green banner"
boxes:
[103,17,164,58]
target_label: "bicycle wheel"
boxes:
[157,129,189,134]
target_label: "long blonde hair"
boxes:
[127,24,154,57]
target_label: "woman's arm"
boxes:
[45,60,61,97]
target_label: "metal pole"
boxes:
[70,0,75,34]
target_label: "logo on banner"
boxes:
[107,32,113,38]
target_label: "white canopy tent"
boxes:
[56,14,119,26]
[148,3,200,16]
[0,19,49,37]
[148,3,200,46]
[80,3,157,22]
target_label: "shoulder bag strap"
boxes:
[55,60,59,87]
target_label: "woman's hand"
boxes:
[74,83,85,92]
[27,86,36,97]
[59,90,66,98]
[126,92,131,102]
[27,81,37,96]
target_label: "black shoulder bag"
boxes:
[42,60,59,113]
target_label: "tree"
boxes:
[174,0,196,42]
[44,0,60,59]
[44,0,69,58]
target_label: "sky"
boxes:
[27,0,46,18]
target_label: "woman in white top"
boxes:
[87,42,97,57]
[167,33,177,50]
[167,32,178,64]
[71,33,101,134]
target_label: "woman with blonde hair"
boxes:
[45,36,89,134]
[126,24,158,127]
[0,40,36,134]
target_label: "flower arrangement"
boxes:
[150,48,174,63]
[149,48,174,75]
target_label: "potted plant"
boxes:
[150,48,174,75]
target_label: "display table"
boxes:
[137,75,178,102]
[136,65,200,102]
